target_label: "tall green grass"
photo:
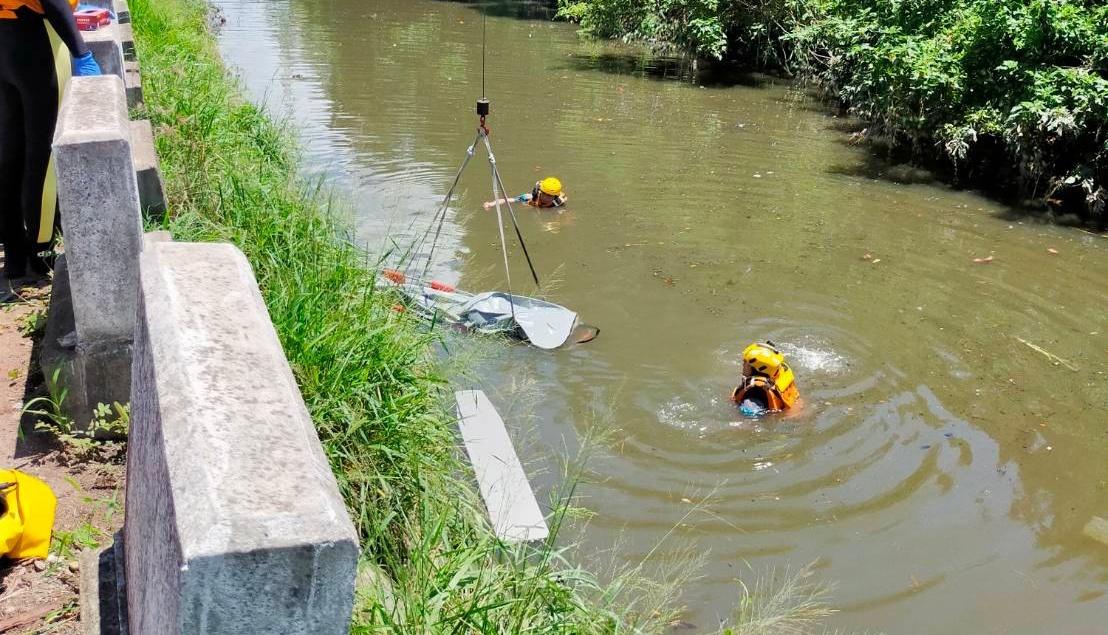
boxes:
[128,0,857,632]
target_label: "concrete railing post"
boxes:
[126,242,358,635]
[53,75,143,344]
[46,75,143,424]
[129,120,166,220]
[124,60,142,108]
[82,0,134,65]
[114,0,131,23]
[84,23,125,80]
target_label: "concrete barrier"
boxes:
[46,75,142,423]
[113,0,131,23]
[53,76,142,344]
[84,23,125,80]
[129,120,166,220]
[124,61,142,108]
[125,241,358,635]
[40,256,134,436]
[118,23,135,61]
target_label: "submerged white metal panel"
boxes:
[455,390,550,542]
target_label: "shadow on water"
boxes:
[564,52,768,88]
[827,141,1102,226]
[991,201,1096,227]
[433,0,558,21]
[822,116,867,135]
[442,0,775,88]
[826,152,939,186]
[827,146,1099,228]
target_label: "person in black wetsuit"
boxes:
[1,0,100,301]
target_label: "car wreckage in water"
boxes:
[380,270,598,350]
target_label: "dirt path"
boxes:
[0,264,124,635]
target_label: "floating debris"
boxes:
[1083,516,1108,547]
[1015,336,1079,371]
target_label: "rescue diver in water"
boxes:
[484,177,567,210]
[1,0,100,302]
[732,342,800,415]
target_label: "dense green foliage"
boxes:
[559,0,1108,225]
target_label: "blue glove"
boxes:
[739,399,767,417]
[72,52,101,77]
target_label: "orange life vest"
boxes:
[0,0,77,18]
[731,374,800,411]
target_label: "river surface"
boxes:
[213,1,1108,632]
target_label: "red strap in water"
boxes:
[382,269,406,284]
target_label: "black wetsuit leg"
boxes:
[0,12,59,279]
[0,76,24,276]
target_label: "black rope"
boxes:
[416,130,480,279]
[411,10,541,296]
[489,147,541,286]
[484,131,516,321]
[481,11,487,98]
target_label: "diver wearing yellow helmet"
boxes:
[484,176,567,210]
[732,341,800,415]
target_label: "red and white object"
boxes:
[74,8,110,31]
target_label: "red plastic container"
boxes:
[74,8,110,31]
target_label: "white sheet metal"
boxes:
[388,279,579,349]
[455,390,549,543]
[459,292,578,349]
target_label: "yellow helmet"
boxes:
[743,342,784,377]
[539,177,563,196]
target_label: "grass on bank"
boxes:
[129,0,855,632]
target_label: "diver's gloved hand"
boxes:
[739,399,767,417]
[72,52,102,77]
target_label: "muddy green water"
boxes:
[214,1,1108,631]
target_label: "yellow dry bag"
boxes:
[0,469,57,560]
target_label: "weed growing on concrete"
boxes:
[22,369,128,462]
[43,599,80,630]
[89,402,129,439]
[17,308,46,337]
[50,479,122,566]
[50,521,101,564]
[22,368,71,435]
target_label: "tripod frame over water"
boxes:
[413,98,541,316]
